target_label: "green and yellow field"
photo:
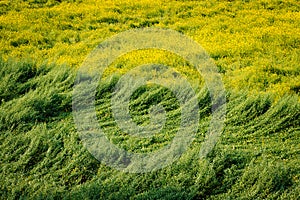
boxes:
[0,0,299,199]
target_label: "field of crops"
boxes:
[0,0,299,199]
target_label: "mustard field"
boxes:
[0,0,299,199]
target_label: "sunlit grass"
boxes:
[1,0,299,98]
[0,0,299,199]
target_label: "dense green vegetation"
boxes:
[0,57,299,199]
[0,0,299,199]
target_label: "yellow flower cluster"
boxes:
[0,0,299,99]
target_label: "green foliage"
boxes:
[0,58,73,131]
[0,58,299,199]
